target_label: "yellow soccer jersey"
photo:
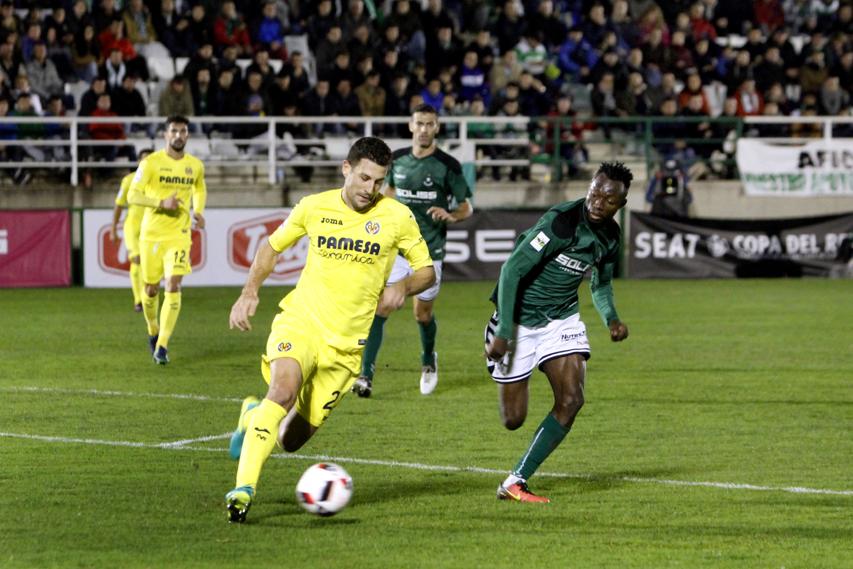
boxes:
[269,188,432,352]
[128,149,207,242]
[115,172,144,230]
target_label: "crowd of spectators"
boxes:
[0,0,851,184]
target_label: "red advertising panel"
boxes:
[228,212,306,280]
[98,225,205,276]
[0,210,71,287]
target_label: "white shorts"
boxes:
[484,311,590,383]
[387,255,443,302]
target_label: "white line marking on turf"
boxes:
[1,385,242,403]
[2,431,852,497]
[159,432,233,448]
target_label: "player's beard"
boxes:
[169,139,186,153]
[417,135,434,149]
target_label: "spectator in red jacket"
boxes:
[213,1,251,57]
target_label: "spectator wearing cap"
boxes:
[26,42,63,102]
[159,74,194,118]
[213,1,252,57]
[253,0,287,60]
[355,69,386,116]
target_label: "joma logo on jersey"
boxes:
[321,217,343,225]
[159,175,194,184]
[555,254,590,273]
[396,188,438,200]
[317,235,381,255]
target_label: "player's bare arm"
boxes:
[380,266,436,310]
[426,199,472,223]
[485,336,510,361]
[110,204,123,242]
[193,212,206,229]
[229,240,278,331]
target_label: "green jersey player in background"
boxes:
[485,162,633,503]
[352,103,473,398]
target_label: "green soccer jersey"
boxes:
[491,199,621,339]
[386,147,472,260]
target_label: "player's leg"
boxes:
[129,254,143,312]
[153,240,191,364]
[139,240,162,352]
[353,256,412,397]
[227,356,303,523]
[414,261,441,394]
[499,316,590,503]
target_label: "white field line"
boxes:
[159,432,233,448]
[1,431,852,497]
[1,385,242,403]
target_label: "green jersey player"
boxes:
[352,103,473,398]
[485,162,632,503]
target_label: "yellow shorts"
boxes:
[139,238,192,285]
[123,220,141,259]
[261,312,360,428]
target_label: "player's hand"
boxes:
[609,320,629,342]
[426,206,453,223]
[109,226,118,242]
[229,293,259,332]
[485,336,510,362]
[159,193,182,211]
[193,212,205,229]
[379,281,407,312]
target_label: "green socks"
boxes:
[419,317,437,367]
[514,414,571,480]
[360,315,387,379]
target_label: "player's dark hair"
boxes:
[412,102,438,116]
[165,114,190,129]
[347,136,392,167]
[595,161,633,191]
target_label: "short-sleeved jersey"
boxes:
[115,172,143,229]
[386,147,472,260]
[491,199,622,339]
[128,149,207,242]
[268,188,432,352]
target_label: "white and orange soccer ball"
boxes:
[295,462,353,516]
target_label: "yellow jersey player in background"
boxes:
[128,115,207,365]
[111,148,153,313]
[224,137,435,523]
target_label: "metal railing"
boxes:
[0,114,850,186]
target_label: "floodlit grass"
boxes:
[1,280,851,568]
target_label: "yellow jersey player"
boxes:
[224,137,435,523]
[128,115,207,365]
[111,148,153,313]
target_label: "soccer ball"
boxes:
[295,462,353,516]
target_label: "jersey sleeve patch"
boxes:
[529,231,550,252]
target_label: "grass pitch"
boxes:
[1,279,851,568]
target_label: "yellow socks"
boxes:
[157,291,181,348]
[129,262,142,306]
[142,291,159,336]
[236,399,287,491]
